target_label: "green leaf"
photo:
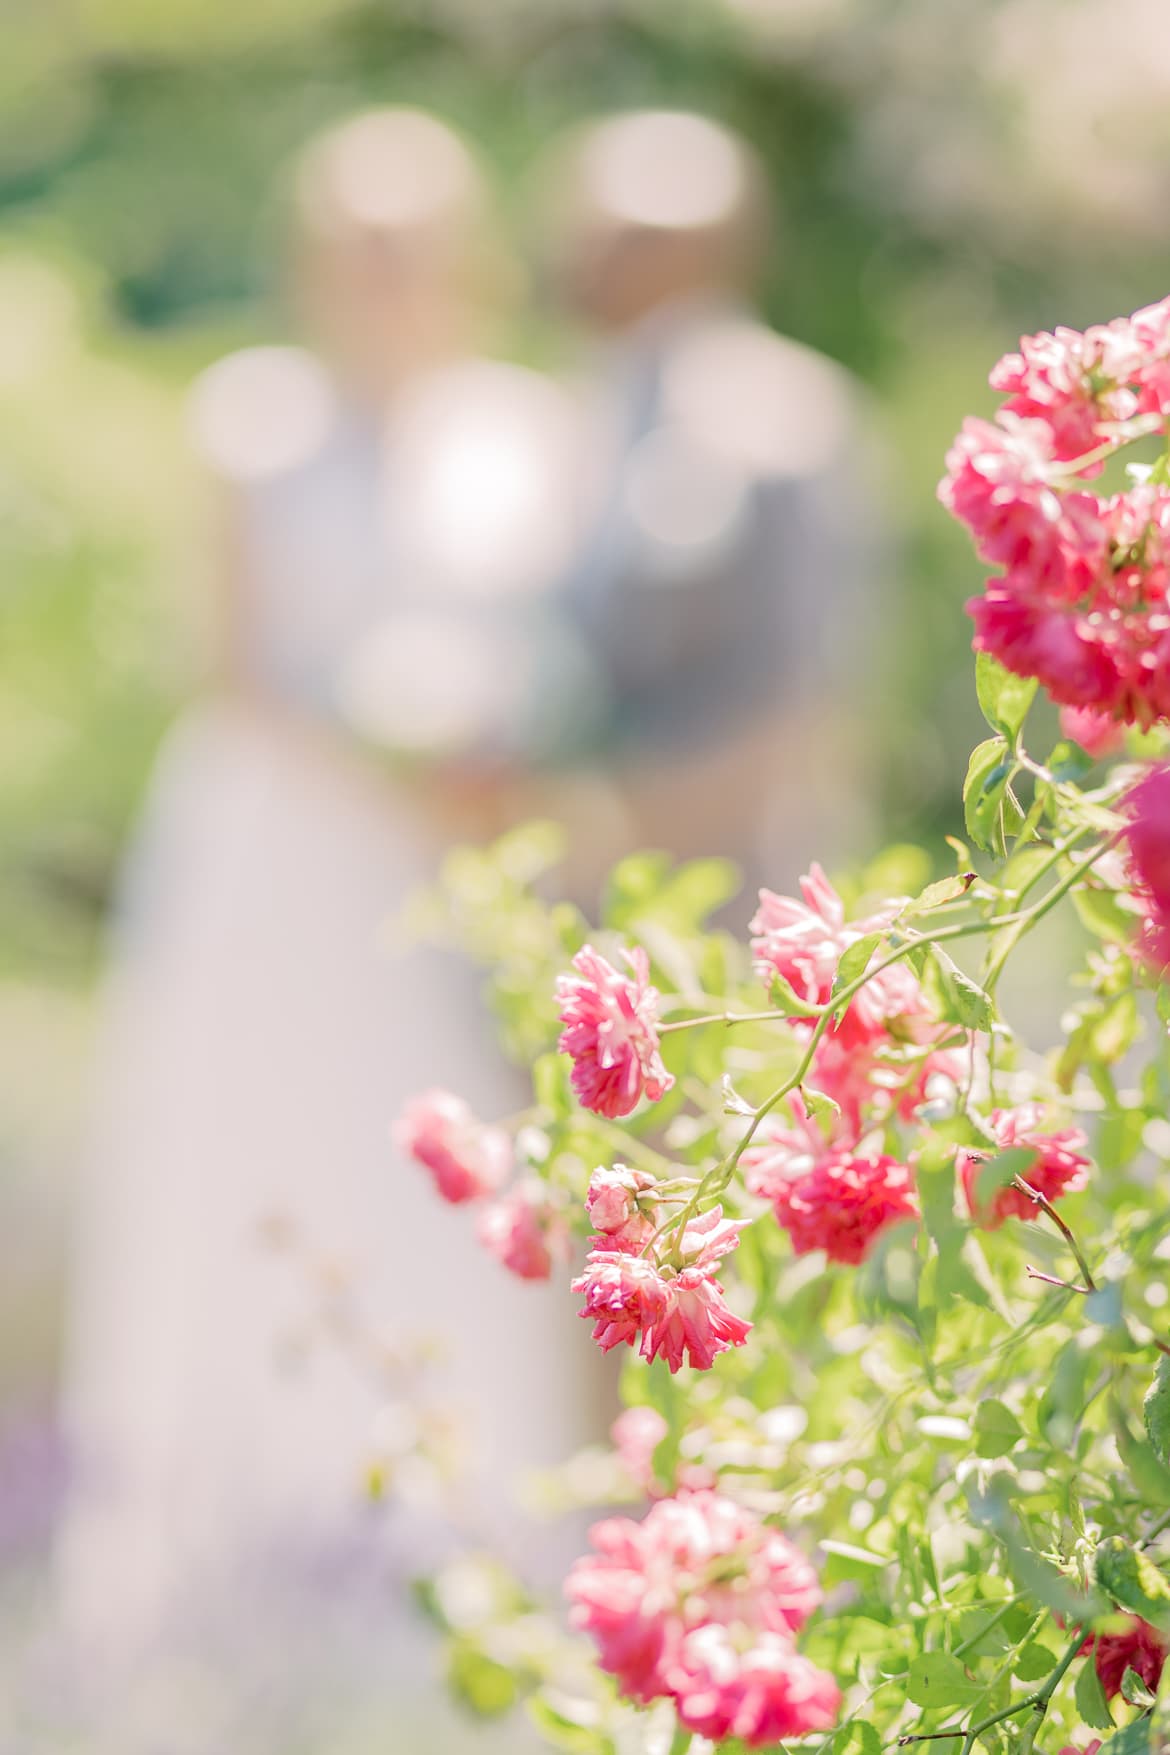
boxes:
[1100,1715,1151,1755]
[973,1399,1023,1460]
[1121,1667,1158,1709]
[1047,738,1097,783]
[1075,1650,1115,1732]
[976,652,1039,741]
[918,1155,962,1249]
[1145,1355,1170,1469]
[830,931,884,1013]
[1115,1414,1170,1508]
[804,1086,842,1125]
[411,1574,449,1631]
[927,945,996,1031]
[1094,1536,1170,1630]
[527,1696,614,1755]
[769,970,816,1015]
[819,1539,891,1570]
[905,872,978,916]
[839,1723,882,1755]
[1015,1641,1059,1682]
[447,1638,519,1717]
[907,1652,982,1709]
[1073,885,1141,948]
[972,1148,1036,1214]
[1088,992,1140,1065]
[963,737,1012,854]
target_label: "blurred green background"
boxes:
[3,0,1170,1513]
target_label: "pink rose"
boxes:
[959,1104,1089,1230]
[393,1088,511,1204]
[477,1181,571,1281]
[772,1151,919,1266]
[670,1624,841,1746]
[566,1490,834,1733]
[556,945,673,1118]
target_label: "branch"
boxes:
[1014,1177,1096,1293]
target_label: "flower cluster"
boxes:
[739,867,972,1263]
[400,299,1170,1755]
[395,1089,569,1281]
[573,1173,751,1372]
[940,297,1170,727]
[958,1104,1091,1230]
[566,1489,840,1745]
[556,944,674,1118]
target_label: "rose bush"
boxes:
[396,298,1170,1755]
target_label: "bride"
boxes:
[56,108,612,1739]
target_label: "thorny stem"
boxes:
[896,1625,1085,1755]
[659,1009,787,1034]
[1025,1264,1092,1295]
[1014,1176,1097,1292]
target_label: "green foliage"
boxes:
[972,1400,1023,1460]
[1075,1651,1115,1731]
[1094,1539,1170,1632]
[1144,1356,1170,1471]
[975,654,1038,745]
[405,649,1170,1755]
[962,737,1021,856]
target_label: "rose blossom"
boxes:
[585,1164,659,1250]
[938,413,1106,593]
[771,1151,919,1266]
[941,300,1170,730]
[1059,704,1126,760]
[556,944,673,1118]
[1126,764,1170,968]
[959,1104,1090,1230]
[642,1267,754,1373]
[670,1624,842,1746]
[393,1088,511,1204]
[989,321,1140,464]
[476,1181,570,1281]
[967,588,1126,717]
[750,865,931,1041]
[741,1095,841,1201]
[573,1249,672,1357]
[1091,1616,1167,1699]
[565,1490,835,1735]
[572,1205,751,1372]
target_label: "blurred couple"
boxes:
[58,106,886,1742]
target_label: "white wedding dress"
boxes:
[56,347,606,1745]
